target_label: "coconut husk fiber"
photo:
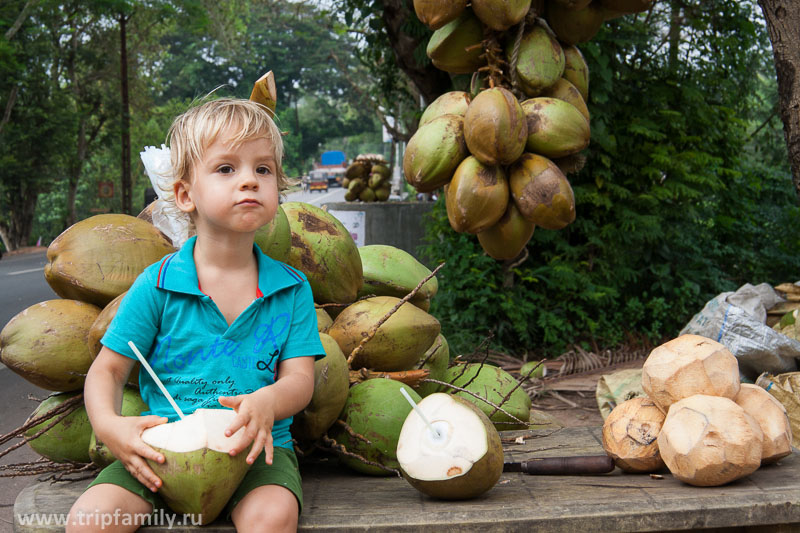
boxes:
[756,371,800,448]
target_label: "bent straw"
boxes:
[399,388,440,438]
[128,340,185,420]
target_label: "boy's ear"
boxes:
[174,179,195,214]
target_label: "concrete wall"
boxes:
[323,201,435,266]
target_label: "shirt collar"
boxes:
[156,235,305,298]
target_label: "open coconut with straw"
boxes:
[129,341,251,525]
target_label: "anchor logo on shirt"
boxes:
[256,349,280,373]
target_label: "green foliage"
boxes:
[420,0,800,357]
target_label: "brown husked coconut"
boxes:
[657,395,763,486]
[735,383,793,464]
[602,397,665,473]
[642,334,740,413]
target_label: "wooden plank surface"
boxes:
[14,427,800,532]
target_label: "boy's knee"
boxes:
[65,484,153,533]
[233,486,299,533]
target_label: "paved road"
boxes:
[0,250,58,530]
[283,184,346,206]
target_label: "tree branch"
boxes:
[0,85,19,137]
[4,0,38,41]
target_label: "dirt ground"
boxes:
[527,357,646,428]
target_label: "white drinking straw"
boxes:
[128,340,185,420]
[399,387,440,438]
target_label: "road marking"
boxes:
[8,267,44,276]
[308,190,342,206]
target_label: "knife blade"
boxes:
[504,455,615,475]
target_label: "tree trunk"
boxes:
[380,0,452,106]
[120,13,132,214]
[66,116,88,228]
[758,0,800,203]
[0,183,38,250]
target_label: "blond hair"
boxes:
[167,98,291,190]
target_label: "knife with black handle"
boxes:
[504,455,615,475]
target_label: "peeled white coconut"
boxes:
[642,334,740,413]
[142,409,249,525]
[601,397,665,473]
[735,383,793,464]
[657,395,763,487]
[396,393,504,500]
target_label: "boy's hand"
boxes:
[99,414,168,492]
[218,388,276,465]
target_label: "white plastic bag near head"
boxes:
[140,145,190,248]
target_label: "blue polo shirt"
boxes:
[102,236,325,449]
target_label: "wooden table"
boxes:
[14,427,800,532]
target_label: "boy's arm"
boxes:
[85,346,168,492]
[219,356,315,464]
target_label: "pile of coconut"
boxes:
[601,334,793,486]
[0,200,538,518]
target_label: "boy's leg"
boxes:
[66,484,153,533]
[231,484,298,533]
[228,447,303,532]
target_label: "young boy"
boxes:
[66,98,323,532]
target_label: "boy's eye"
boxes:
[257,166,273,175]
[217,165,234,174]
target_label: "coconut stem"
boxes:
[420,378,530,428]
[0,460,97,479]
[346,262,445,366]
[0,393,83,448]
[320,435,400,476]
[349,368,430,388]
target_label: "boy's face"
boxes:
[175,132,279,236]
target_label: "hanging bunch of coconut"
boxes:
[343,154,392,202]
[405,0,654,261]
[601,333,793,487]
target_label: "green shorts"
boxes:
[87,447,303,519]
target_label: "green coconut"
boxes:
[368,173,386,190]
[551,0,592,9]
[397,393,504,499]
[375,186,391,202]
[519,360,547,379]
[413,0,468,30]
[348,178,367,195]
[291,333,350,444]
[142,409,252,525]
[327,296,441,372]
[329,379,421,475]
[509,153,576,230]
[540,78,590,121]
[415,334,450,397]
[316,307,333,332]
[426,9,485,74]
[562,45,590,102]
[25,391,92,463]
[444,363,532,430]
[282,202,363,304]
[508,22,565,97]
[445,156,509,234]
[404,114,469,193]
[254,204,291,264]
[464,87,528,166]
[359,187,377,203]
[546,2,606,45]
[472,0,531,31]
[521,97,591,159]
[1,299,100,391]
[88,386,149,468]
[476,201,535,261]
[419,92,472,128]
[357,245,439,311]
[44,214,175,307]
[372,165,391,179]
